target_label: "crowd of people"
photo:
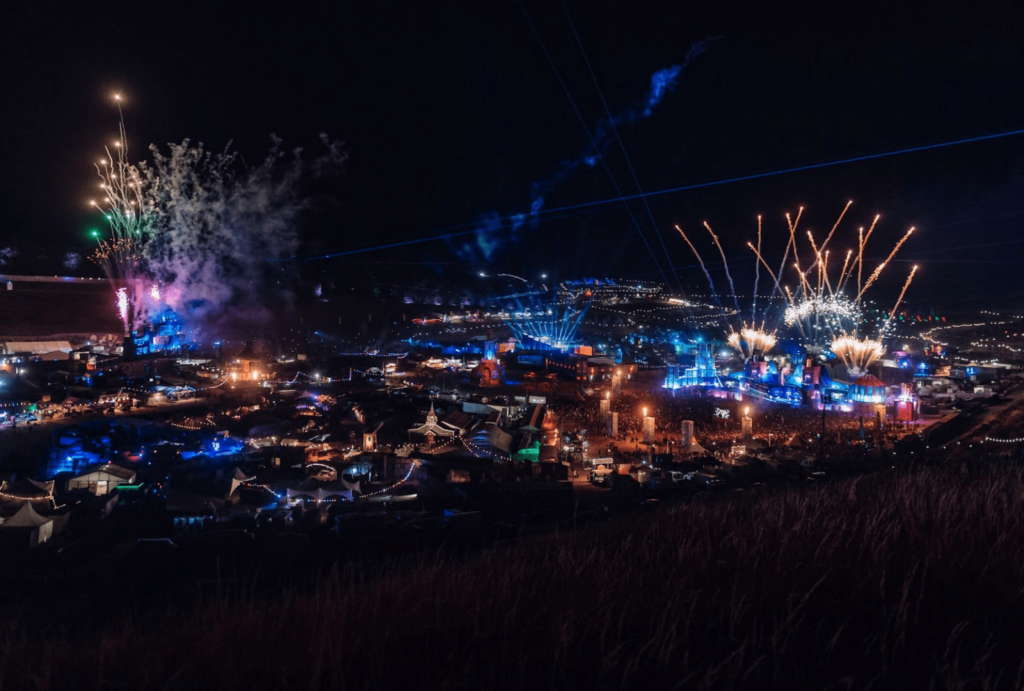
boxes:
[550,378,917,464]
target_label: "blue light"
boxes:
[300,127,1024,260]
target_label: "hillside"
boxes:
[2,458,1024,689]
[0,276,122,338]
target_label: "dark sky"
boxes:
[2,1,1023,308]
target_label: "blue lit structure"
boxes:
[850,374,886,405]
[124,309,189,359]
[663,343,722,389]
[507,301,589,353]
[730,356,805,406]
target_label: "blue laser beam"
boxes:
[301,128,1024,261]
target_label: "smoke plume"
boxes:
[139,134,346,325]
[450,39,717,263]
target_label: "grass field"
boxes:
[3,457,1024,690]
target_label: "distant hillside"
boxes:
[0,276,122,338]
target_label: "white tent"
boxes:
[26,478,54,493]
[678,439,707,456]
[1,501,54,547]
[67,464,137,495]
[228,468,256,497]
[3,340,72,355]
[285,487,353,503]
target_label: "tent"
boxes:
[0,478,55,515]
[285,487,353,503]
[678,439,707,456]
[67,464,137,495]
[0,501,54,548]
[227,468,256,497]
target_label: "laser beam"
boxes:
[301,128,1024,261]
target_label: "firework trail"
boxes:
[848,226,864,291]
[858,226,914,299]
[887,265,919,321]
[702,221,741,312]
[788,211,808,298]
[88,94,155,331]
[767,207,800,301]
[675,218,778,357]
[680,203,918,357]
[821,250,833,296]
[843,214,880,294]
[116,287,129,327]
[838,249,852,293]
[805,230,822,295]
[674,225,721,307]
[806,232,820,265]
[747,242,781,302]
[794,265,813,298]
[776,205,918,353]
[816,199,852,257]
[87,94,346,330]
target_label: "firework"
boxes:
[675,221,779,357]
[727,325,778,358]
[675,202,918,360]
[888,266,918,321]
[703,221,740,311]
[88,94,155,332]
[86,93,346,335]
[116,287,130,327]
[775,207,801,299]
[831,335,884,374]
[674,225,719,307]
[783,294,862,341]
[772,204,916,352]
[747,241,781,298]
[816,200,853,256]
[858,226,914,299]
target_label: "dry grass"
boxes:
[4,459,1024,690]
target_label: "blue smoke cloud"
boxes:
[450,38,718,264]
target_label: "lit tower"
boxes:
[642,407,655,444]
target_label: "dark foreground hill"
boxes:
[3,459,1024,690]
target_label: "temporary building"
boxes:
[67,463,137,495]
[3,340,72,355]
[227,467,256,497]
[285,487,353,503]
[0,478,55,515]
[678,439,707,456]
[0,501,54,549]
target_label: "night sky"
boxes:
[2,1,1023,308]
